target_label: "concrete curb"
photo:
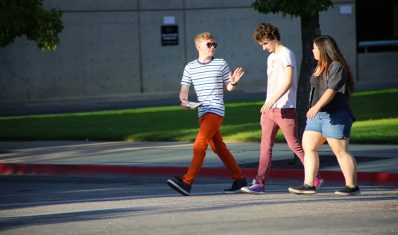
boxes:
[1,163,397,186]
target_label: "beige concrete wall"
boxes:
[357,52,398,89]
[0,0,358,107]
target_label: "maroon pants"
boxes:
[255,108,305,184]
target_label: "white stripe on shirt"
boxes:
[181,58,230,117]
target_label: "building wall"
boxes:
[0,0,357,107]
[357,52,398,89]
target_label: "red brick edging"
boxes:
[0,163,397,185]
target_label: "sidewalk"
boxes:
[0,141,397,185]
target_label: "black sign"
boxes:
[161,25,178,46]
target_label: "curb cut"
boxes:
[1,163,397,186]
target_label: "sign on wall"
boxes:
[161,16,178,46]
[161,25,178,46]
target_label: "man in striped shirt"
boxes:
[167,32,247,196]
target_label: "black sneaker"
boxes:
[167,177,191,196]
[288,184,317,195]
[335,186,361,196]
[224,177,247,194]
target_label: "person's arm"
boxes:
[261,65,293,113]
[306,88,336,119]
[179,85,190,106]
[226,67,244,91]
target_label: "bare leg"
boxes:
[327,138,357,186]
[302,131,326,186]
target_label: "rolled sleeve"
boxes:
[327,62,347,92]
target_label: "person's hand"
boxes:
[229,67,244,85]
[180,99,189,110]
[306,106,320,119]
[260,101,273,113]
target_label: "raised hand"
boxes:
[229,67,245,85]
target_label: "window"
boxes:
[356,0,398,53]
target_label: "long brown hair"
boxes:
[313,35,354,95]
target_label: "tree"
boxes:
[0,0,63,51]
[251,0,333,140]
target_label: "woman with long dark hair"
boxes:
[289,35,360,196]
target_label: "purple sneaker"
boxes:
[241,184,265,194]
[314,176,324,189]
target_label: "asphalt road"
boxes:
[0,175,397,235]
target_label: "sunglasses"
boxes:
[201,42,218,48]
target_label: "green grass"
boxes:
[0,88,397,144]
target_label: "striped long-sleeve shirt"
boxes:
[181,58,230,117]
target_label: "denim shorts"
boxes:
[305,110,353,139]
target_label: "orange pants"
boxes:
[183,113,244,185]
